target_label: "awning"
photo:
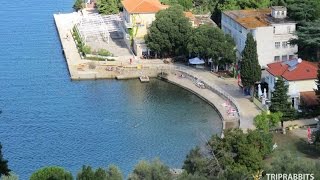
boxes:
[189,57,205,65]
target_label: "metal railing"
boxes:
[114,64,241,123]
[159,65,241,121]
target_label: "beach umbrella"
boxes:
[258,84,262,97]
[263,88,267,99]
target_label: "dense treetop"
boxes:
[145,5,192,57]
[30,166,73,180]
[183,129,273,179]
[187,25,236,70]
[0,144,10,178]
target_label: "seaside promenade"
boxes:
[53,12,260,131]
[179,67,260,130]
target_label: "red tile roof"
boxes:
[266,60,318,81]
[122,0,168,13]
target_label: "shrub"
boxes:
[86,56,105,61]
[97,49,112,56]
[82,45,91,55]
[30,166,72,180]
[128,159,172,180]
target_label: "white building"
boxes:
[221,6,298,68]
[265,58,318,110]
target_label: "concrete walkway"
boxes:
[166,73,239,130]
[173,66,261,130]
[54,12,260,130]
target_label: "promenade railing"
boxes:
[159,65,241,123]
[116,64,241,124]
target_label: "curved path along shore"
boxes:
[174,66,260,130]
[53,12,260,131]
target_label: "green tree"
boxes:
[1,172,18,180]
[73,0,84,11]
[286,0,320,23]
[82,45,91,55]
[96,0,120,15]
[291,19,320,61]
[269,77,296,125]
[266,152,320,178]
[77,165,123,180]
[182,147,210,176]
[0,144,10,177]
[237,0,270,9]
[145,5,192,57]
[178,0,193,10]
[271,0,286,6]
[106,165,123,180]
[240,33,261,96]
[187,25,236,71]
[176,171,207,180]
[77,166,95,179]
[128,159,172,180]
[254,112,282,132]
[193,0,216,14]
[160,0,178,5]
[183,129,273,179]
[30,166,73,180]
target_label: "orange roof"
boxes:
[122,0,168,13]
[223,9,271,29]
[266,60,318,81]
[300,91,319,107]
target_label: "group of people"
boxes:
[222,100,237,117]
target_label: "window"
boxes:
[287,26,291,33]
[289,55,295,60]
[273,27,276,34]
[282,41,288,48]
[282,55,287,61]
[274,56,280,61]
[277,11,280,16]
[281,11,284,15]
[275,42,280,48]
[290,43,295,48]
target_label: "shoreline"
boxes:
[53,12,241,136]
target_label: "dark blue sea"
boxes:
[0,0,222,179]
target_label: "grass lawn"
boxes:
[265,130,320,165]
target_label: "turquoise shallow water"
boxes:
[0,0,222,179]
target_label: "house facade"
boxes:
[265,59,318,109]
[221,6,298,68]
[121,0,168,39]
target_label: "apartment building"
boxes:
[221,6,298,68]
